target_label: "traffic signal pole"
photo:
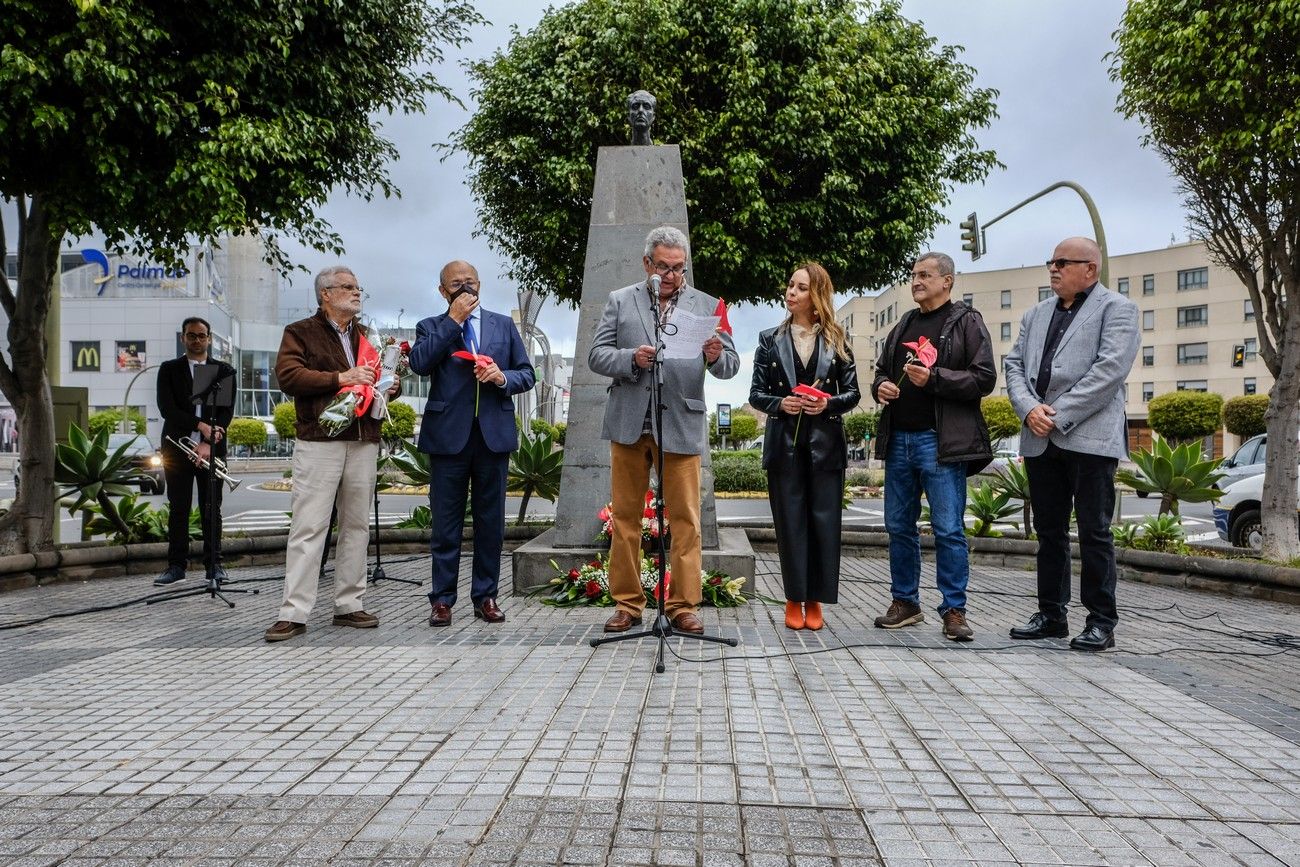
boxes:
[967,181,1110,286]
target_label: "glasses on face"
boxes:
[652,262,688,277]
[327,283,367,299]
[1045,258,1092,270]
[447,279,480,292]
[183,332,210,340]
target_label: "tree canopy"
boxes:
[1147,391,1223,444]
[1113,0,1300,560]
[456,0,998,306]
[0,0,480,554]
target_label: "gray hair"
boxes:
[314,265,355,305]
[915,251,955,278]
[643,226,689,259]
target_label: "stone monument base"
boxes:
[512,527,756,595]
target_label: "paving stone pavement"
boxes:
[0,550,1298,865]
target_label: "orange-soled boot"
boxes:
[803,601,824,631]
[784,601,805,630]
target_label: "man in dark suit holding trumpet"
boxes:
[154,316,236,587]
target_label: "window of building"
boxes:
[962,293,973,307]
[1177,267,1208,291]
[1000,322,1011,341]
[1142,346,1154,367]
[1176,305,1208,328]
[1244,377,1257,396]
[1142,310,1155,330]
[1142,382,1154,402]
[1117,277,1130,295]
[1142,274,1155,295]
[1000,289,1011,309]
[1244,299,1255,322]
[1176,342,1208,365]
[1244,337,1258,361]
[1176,380,1208,392]
[1038,286,1051,301]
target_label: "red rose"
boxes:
[568,568,581,579]
[643,507,656,519]
[589,559,602,568]
[710,575,722,586]
[400,340,411,354]
[597,506,611,522]
[585,580,602,598]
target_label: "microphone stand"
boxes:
[591,278,738,673]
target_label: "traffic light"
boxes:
[1232,345,1245,367]
[959,212,982,260]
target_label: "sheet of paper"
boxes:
[662,309,721,359]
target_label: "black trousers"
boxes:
[162,440,223,569]
[768,445,844,604]
[1025,441,1118,629]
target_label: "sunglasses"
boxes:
[1045,258,1092,270]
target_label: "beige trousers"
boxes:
[608,435,702,618]
[278,439,378,623]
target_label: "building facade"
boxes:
[836,240,1272,456]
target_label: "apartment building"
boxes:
[836,240,1270,456]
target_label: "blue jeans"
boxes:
[884,429,970,614]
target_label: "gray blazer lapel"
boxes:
[633,281,655,344]
[1051,286,1107,357]
[776,329,798,389]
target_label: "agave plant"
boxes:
[385,444,430,487]
[508,431,563,525]
[85,495,201,544]
[1136,513,1185,553]
[1116,434,1225,517]
[966,480,1020,537]
[1111,522,1140,549]
[991,460,1033,538]
[56,424,150,539]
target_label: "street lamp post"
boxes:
[120,363,159,435]
[974,181,1110,286]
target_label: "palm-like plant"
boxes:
[991,460,1033,538]
[508,430,563,525]
[385,445,429,486]
[56,425,149,539]
[1116,434,1225,517]
[966,480,1020,537]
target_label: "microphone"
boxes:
[649,274,661,295]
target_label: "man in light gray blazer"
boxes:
[1004,237,1139,651]
[589,226,740,635]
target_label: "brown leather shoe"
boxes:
[603,610,643,633]
[428,602,452,627]
[671,611,704,634]
[264,620,306,642]
[474,598,505,623]
[332,610,379,628]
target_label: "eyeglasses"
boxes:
[327,283,367,298]
[652,263,688,277]
[183,332,210,340]
[1045,258,1092,270]
[447,279,480,291]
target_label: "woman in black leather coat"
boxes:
[749,262,861,629]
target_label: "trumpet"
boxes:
[165,436,242,491]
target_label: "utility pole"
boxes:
[962,181,1109,286]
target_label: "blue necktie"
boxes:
[462,315,477,354]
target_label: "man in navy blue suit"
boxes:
[409,261,536,627]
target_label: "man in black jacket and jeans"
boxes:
[871,252,996,640]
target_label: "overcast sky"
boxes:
[273,0,1188,411]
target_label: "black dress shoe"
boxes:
[1009,611,1069,640]
[153,565,186,586]
[1070,624,1115,652]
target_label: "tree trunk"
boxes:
[0,195,61,555]
[516,487,532,526]
[1260,289,1300,562]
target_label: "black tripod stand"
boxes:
[590,282,738,673]
[368,445,420,586]
[150,365,256,608]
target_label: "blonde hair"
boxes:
[779,261,850,361]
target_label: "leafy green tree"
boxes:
[272,402,297,441]
[226,418,267,453]
[381,401,417,443]
[708,409,759,447]
[1222,394,1269,440]
[0,0,481,556]
[843,410,878,450]
[1113,0,1300,560]
[980,396,1021,442]
[1147,391,1223,444]
[456,0,998,305]
[88,408,148,438]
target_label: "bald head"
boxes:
[1057,236,1101,264]
[1048,236,1101,302]
[439,260,479,287]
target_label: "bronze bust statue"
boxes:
[627,90,656,146]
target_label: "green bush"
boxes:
[709,409,759,446]
[227,418,267,450]
[844,410,878,447]
[382,400,417,442]
[1148,390,1223,442]
[846,468,884,487]
[272,401,297,440]
[1222,394,1269,438]
[711,451,766,492]
[981,396,1021,441]
[88,408,146,437]
[552,421,567,446]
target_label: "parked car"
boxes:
[1216,433,1268,489]
[1213,472,1300,550]
[106,433,166,495]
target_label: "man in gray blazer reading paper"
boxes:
[1004,237,1139,651]
[589,226,740,636]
